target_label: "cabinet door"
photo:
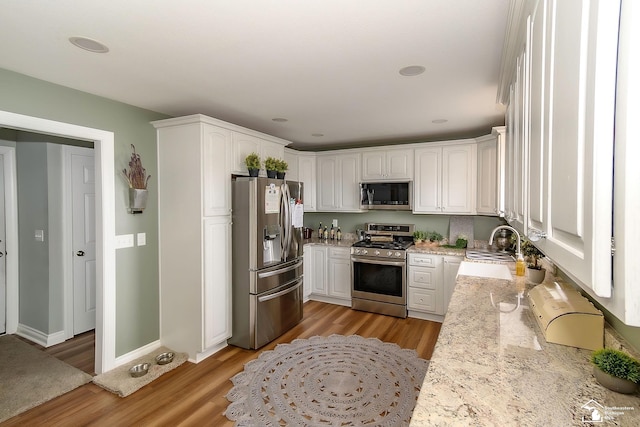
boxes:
[310,246,327,295]
[284,149,299,181]
[413,147,441,213]
[203,125,232,216]
[328,249,351,300]
[317,156,338,211]
[261,140,285,167]
[443,257,462,312]
[361,151,385,180]
[386,148,413,180]
[442,144,475,214]
[231,132,262,175]
[298,154,316,212]
[338,153,361,211]
[476,138,498,215]
[203,216,232,350]
[535,0,617,297]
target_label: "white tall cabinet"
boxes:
[153,114,233,362]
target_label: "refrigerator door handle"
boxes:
[280,183,292,260]
[258,278,303,303]
[257,260,303,279]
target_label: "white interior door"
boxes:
[0,155,5,334]
[71,149,96,334]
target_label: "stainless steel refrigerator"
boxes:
[229,177,304,349]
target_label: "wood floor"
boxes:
[5,301,441,426]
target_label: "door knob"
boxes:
[76,250,85,256]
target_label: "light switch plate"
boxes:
[137,233,146,246]
[115,234,134,249]
[332,219,338,227]
[35,229,44,242]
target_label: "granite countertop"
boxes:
[302,236,357,248]
[411,263,640,426]
[407,245,466,257]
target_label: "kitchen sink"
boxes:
[457,261,513,281]
[465,249,515,263]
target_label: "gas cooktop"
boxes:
[352,240,414,250]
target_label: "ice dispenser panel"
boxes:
[263,224,282,264]
[527,282,604,350]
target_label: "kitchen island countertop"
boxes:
[410,264,640,426]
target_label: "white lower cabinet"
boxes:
[407,253,462,322]
[304,245,351,306]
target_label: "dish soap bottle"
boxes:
[516,255,526,276]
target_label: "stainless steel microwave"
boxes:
[360,182,412,211]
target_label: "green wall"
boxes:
[0,68,170,356]
[304,212,505,242]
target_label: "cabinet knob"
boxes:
[76,250,85,257]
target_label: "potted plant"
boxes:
[455,234,468,249]
[427,231,443,247]
[245,152,261,177]
[591,348,640,394]
[522,239,546,283]
[413,230,427,244]
[276,159,288,179]
[264,156,279,178]
[122,144,150,213]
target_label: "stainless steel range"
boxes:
[351,223,414,318]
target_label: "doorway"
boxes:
[0,110,115,374]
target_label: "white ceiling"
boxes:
[0,0,509,150]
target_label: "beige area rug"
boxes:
[92,346,188,397]
[0,334,93,423]
[225,334,429,426]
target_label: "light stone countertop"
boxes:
[410,263,640,426]
[302,236,357,248]
[407,245,466,257]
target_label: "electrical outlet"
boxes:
[332,219,338,227]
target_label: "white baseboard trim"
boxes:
[16,324,67,347]
[407,310,444,323]
[192,341,227,364]
[308,294,351,307]
[113,339,162,369]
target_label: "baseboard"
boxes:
[308,294,351,307]
[16,324,66,347]
[407,310,444,323]
[113,339,162,369]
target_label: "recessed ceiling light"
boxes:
[432,119,448,124]
[69,36,109,53]
[272,118,288,122]
[312,133,324,137]
[399,65,426,76]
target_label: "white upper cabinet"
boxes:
[283,148,299,181]
[298,153,317,212]
[231,131,287,176]
[500,0,620,300]
[317,152,361,212]
[476,128,505,216]
[361,148,413,181]
[414,142,476,214]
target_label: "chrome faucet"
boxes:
[488,225,522,257]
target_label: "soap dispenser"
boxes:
[515,255,526,276]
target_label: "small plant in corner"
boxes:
[122,144,150,189]
[427,231,443,243]
[522,239,545,269]
[244,152,261,171]
[264,156,279,172]
[591,348,640,393]
[276,159,288,173]
[413,230,427,243]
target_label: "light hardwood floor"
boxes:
[6,301,441,426]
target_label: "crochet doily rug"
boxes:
[225,334,429,426]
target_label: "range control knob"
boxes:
[354,248,360,255]
[387,251,393,257]
[362,249,368,255]
[374,250,381,256]
[395,251,403,258]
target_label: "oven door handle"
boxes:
[351,257,406,267]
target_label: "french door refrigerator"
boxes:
[229,177,304,349]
